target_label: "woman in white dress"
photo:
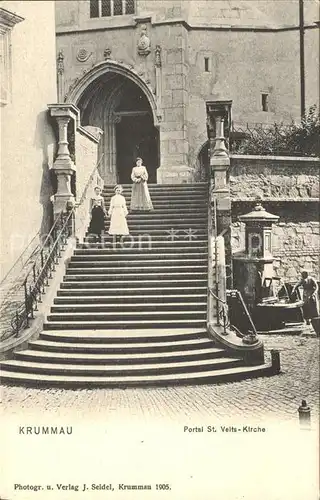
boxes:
[108,185,129,242]
[130,157,153,211]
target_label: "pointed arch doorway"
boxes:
[76,70,160,184]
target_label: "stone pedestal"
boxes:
[48,104,79,217]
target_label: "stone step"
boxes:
[0,363,272,388]
[14,346,225,365]
[110,195,207,201]
[70,254,207,262]
[54,294,207,304]
[69,258,208,265]
[28,337,215,354]
[0,357,243,376]
[105,192,208,196]
[103,183,207,189]
[47,310,207,322]
[102,208,208,214]
[65,265,208,275]
[106,198,207,204]
[79,241,208,249]
[104,186,207,191]
[64,272,207,281]
[104,191,207,197]
[123,222,206,228]
[43,319,207,330]
[50,302,207,313]
[125,215,206,222]
[87,229,207,236]
[101,223,207,230]
[111,202,207,209]
[60,279,208,289]
[81,243,206,251]
[57,286,208,296]
[74,246,208,255]
[39,328,208,343]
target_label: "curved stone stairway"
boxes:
[0,184,271,387]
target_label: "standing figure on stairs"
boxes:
[130,157,153,211]
[89,186,106,242]
[108,185,129,244]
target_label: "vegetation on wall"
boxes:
[231,105,320,156]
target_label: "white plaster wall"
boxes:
[0,1,57,279]
[75,129,100,200]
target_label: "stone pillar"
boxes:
[206,100,232,288]
[48,104,79,217]
[157,27,190,183]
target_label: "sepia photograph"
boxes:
[1,1,319,499]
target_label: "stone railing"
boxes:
[48,104,103,218]
[0,211,68,342]
[74,154,105,244]
[0,105,104,344]
[0,152,105,345]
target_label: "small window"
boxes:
[90,0,99,17]
[261,93,269,112]
[204,57,210,72]
[101,0,111,17]
[90,0,135,18]
[113,0,122,15]
[125,0,135,14]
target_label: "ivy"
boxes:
[233,105,320,156]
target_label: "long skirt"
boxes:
[108,207,129,235]
[130,181,153,211]
[89,206,104,236]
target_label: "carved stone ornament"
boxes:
[104,48,112,60]
[76,48,92,62]
[155,45,161,67]
[57,50,64,75]
[137,25,151,56]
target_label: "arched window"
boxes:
[90,0,135,18]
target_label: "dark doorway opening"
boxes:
[116,113,159,184]
[76,72,159,184]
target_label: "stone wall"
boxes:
[230,156,319,201]
[230,156,320,281]
[55,2,319,184]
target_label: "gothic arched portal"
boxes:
[66,62,160,184]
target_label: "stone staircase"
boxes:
[0,184,271,387]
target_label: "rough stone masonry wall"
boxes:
[230,156,320,281]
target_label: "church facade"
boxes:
[55,0,319,184]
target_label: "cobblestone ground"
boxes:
[1,335,319,424]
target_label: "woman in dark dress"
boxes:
[88,186,106,242]
[292,270,319,324]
